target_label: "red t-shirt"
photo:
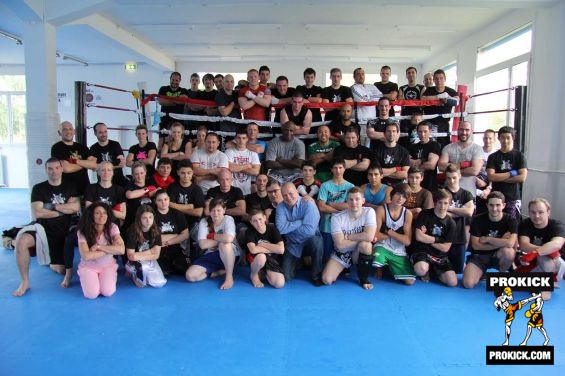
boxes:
[238,84,271,121]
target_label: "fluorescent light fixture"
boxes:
[0,29,23,45]
[58,53,89,66]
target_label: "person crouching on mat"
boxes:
[125,205,167,288]
[77,202,125,299]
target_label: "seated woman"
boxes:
[245,209,285,288]
[126,125,157,175]
[154,190,190,276]
[160,121,192,177]
[76,202,125,299]
[360,163,392,210]
[192,125,208,154]
[186,198,240,290]
[125,205,167,288]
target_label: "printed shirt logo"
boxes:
[136,150,148,160]
[51,193,66,204]
[177,193,188,204]
[501,160,512,171]
[160,221,174,233]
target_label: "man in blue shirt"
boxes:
[276,182,324,286]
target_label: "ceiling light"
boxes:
[0,30,23,45]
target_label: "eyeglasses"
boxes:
[267,189,280,194]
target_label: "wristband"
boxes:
[395,166,402,171]
[509,170,519,177]
[146,185,157,193]
[459,160,472,169]
[206,233,215,240]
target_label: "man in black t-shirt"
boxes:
[411,189,457,286]
[486,126,527,220]
[373,122,411,187]
[517,198,565,300]
[409,121,441,191]
[51,121,96,196]
[271,75,296,123]
[463,191,518,289]
[158,72,189,147]
[215,74,240,119]
[322,68,353,122]
[421,69,459,148]
[366,97,394,149]
[296,67,323,122]
[168,160,205,230]
[374,65,398,117]
[332,128,372,187]
[204,169,246,223]
[88,122,128,187]
[13,158,80,297]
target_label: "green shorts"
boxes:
[372,246,415,280]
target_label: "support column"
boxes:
[523,2,565,219]
[23,20,60,187]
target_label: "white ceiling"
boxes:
[0,0,559,70]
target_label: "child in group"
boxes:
[294,161,321,199]
[125,205,167,288]
[245,209,285,288]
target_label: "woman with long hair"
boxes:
[77,202,125,299]
[192,125,208,153]
[124,161,158,231]
[125,205,167,288]
[186,198,240,290]
[160,121,192,176]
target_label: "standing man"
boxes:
[486,126,527,220]
[12,158,80,296]
[280,91,313,136]
[215,74,241,119]
[322,68,353,122]
[398,67,425,146]
[88,122,128,187]
[197,73,219,116]
[238,69,272,121]
[351,67,382,145]
[373,122,411,187]
[296,67,323,122]
[421,69,459,148]
[51,121,96,196]
[476,129,497,214]
[438,121,483,198]
[374,65,398,117]
[276,182,324,285]
[463,191,517,289]
[409,121,441,191]
[321,187,377,289]
[423,73,434,88]
[271,75,296,123]
[158,72,188,148]
[264,121,305,183]
[191,132,229,194]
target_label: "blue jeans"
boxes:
[283,234,323,281]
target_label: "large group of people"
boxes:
[10,64,564,301]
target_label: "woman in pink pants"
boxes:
[77,202,125,299]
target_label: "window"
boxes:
[325,73,395,88]
[441,62,457,89]
[0,75,26,145]
[473,25,531,134]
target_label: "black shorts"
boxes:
[466,252,500,273]
[23,230,65,265]
[246,253,283,274]
[411,251,453,275]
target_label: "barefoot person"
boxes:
[13,158,80,297]
[186,198,240,290]
[245,209,285,288]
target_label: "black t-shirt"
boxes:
[333,145,373,187]
[158,85,188,127]
[330,120,361,141]
[155,208,188,235]
[486,149,527,201]
[167,182,205,228]
[411,208,456,257]
[321,86,353,122]
[89,140,126,186]
[31,180,77,239]
[245,193,271,213]
[215,90,240,118]
[296,85,323,122]
[373,143,411,186]
[470,212,518,254]
[366,117,392,150]
[125,229,161,252]
[84,183,125,225]
[206,186,244,210]
[245,223,283,247]
[446,187,474,244]
[51,141,91,196]
[518,218,565,247]
[128,142,157,175]
[271,87,296,123]
[282,105,311,129]
[375,81,398,117]
[399,84,425,115]
[409,140,441,191]
[123,178,156,230]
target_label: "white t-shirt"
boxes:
[190,148,229,194]
[351,83,382,121]
[225,148,260,195]
[331,207,376,253]
[197,215,239,255]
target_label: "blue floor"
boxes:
[0,188,563,375]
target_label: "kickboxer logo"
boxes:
[485,272,555,365]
